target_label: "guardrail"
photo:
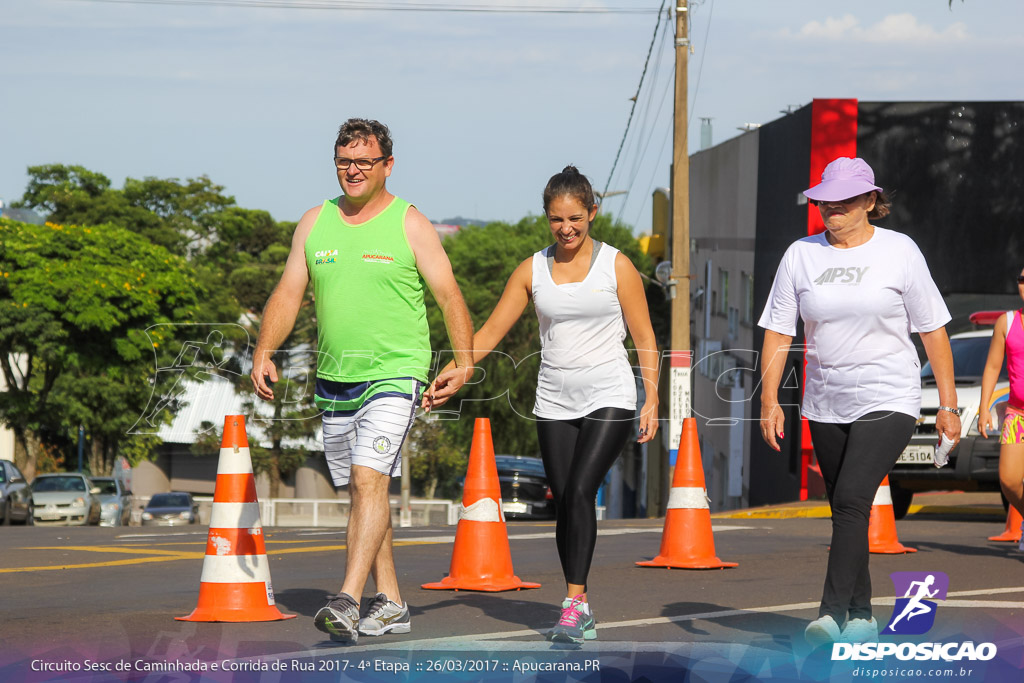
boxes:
[133,496,459,528]
[131,496,602,527]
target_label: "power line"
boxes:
[623,20,671,191]
[622,0,713,231]
[73,0,661,13]
[688,0,715,120]
[620,73,672,228]
[629,120,672,231]
[601,0,668,202]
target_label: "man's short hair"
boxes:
[335,118,393,158]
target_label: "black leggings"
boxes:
[808,411,916,623]
[536,406,635,591]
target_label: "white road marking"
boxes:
[294,525,755,543]
[294,585,1024,654]
[114,531,207,540]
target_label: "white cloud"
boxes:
[782,13,970,45]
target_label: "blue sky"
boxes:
[2,0,1021,235]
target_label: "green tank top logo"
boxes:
[313,248,338,265]
[362,249,395,264]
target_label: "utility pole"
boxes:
[652,0,691,516]
[671,0,690,358]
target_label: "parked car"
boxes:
[889,324,1010,519]
[31,473,102,526]
[496,455,555,520]
[89,477,133,527]
[141,492,198,526]
[0,460,33,525]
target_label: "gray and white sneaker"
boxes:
[314,592,360,644]
[358,592,411,636]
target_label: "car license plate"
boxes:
[897,444,935,465]
[503,501,529,514]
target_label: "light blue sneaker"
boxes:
[804,615,841,648]
[840,617,879,643]
[547,595,597,645]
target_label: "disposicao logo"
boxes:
[885,571,948,635]
[832,571,997,662]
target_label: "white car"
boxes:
[31,473,102,526]
[889,327,1010,518]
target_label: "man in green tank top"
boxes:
[251,119,474,644]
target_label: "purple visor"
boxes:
[804,157,882,201]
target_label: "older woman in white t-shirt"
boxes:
[758,157,960,647]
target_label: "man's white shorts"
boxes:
[322,393,419,487]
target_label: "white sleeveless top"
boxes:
[531,242,638,419]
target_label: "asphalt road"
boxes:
[2,502,1024,682]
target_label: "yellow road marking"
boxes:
[0,552,202,573]
[23,546,202,556]
[112,539,332,546]
[2,539,444,573]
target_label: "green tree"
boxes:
[15,165,237,256]
[190,207,314,500]
[407,416,466,500]
[0,218,201,478]
[15,165,319,492]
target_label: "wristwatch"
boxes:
[937,405,963,417]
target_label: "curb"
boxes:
[713,504,1007,520]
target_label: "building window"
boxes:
[718,268,729,316]
[741,271,754,325]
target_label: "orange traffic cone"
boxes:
[637,417,737,569]
[868,476,916,554]
[422,418,540,591]
[989,505,1023,542]
[177,415,296,622]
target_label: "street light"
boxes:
[595,190,626,213]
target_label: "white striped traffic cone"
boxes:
[868,476,916,554]
[422,418,540,591]
[637,417,737,569]
[176,415,296,622]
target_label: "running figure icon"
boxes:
[885,575,939,633]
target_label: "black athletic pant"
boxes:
[536,407,635,591]
[808,411,916,623]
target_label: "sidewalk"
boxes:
[712,490,1007,520]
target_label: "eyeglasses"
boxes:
[334,156,388,170]
[809,194,864,207]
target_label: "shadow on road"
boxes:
[275,588,560,633]
[274,588,340,618]
[410,593,556,632]
[893,540,1024,559]
[662,600,804,647]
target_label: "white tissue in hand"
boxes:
[934,434,956,468]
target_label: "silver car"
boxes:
[141,492,198,526]
[1,460,34,525]
[89,477,133,527]
[31,473,102,526]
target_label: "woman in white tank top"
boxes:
[426,166,659,645]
